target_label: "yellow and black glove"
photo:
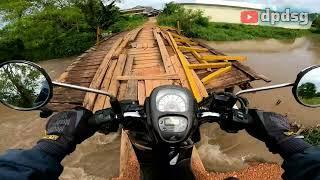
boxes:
[34,107,96,161]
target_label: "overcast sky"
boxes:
[117,0,320,12]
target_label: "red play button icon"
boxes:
[241,10,259,23]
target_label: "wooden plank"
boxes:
[47,103,80,112]
[123,56,134,76]
[68,68,98,73]
[134,55,161,60]
[129,27,143,41]
[104,54,127,108]
[83,37,123,110]
[68,72,97,79]
[118,81,128,101]
[114,31,133,57]
[124,80,138,100]
[134,60,160,65]
[138,81,146,105]
[133,63,161,69]
[232,62,271,82]
[116,74,179,80]
[128,47,158,52]
[51,94,84,103]
[92,60,117,112]
[119,130,140,180]
[118,55,135,100]
[153,29,175,74]
[145,80,153,97]
[170,56,190,88]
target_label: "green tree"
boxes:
[297,82,317,99]
[75,0,121,33]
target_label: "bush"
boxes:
[0,0,144,62]
[0,6,95,61]
[303,128,320,146]
[158,2,310,41]
[109,15,147,33]
[157,2,210,36]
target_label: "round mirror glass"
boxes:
[296,67,320,107]
[0,62,52,110]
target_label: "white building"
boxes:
[179,0,313,29]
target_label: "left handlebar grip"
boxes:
[88,109,119,133]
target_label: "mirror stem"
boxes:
[52,82,116,99]
[236,83,295,96]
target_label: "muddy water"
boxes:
[198,35,320,172]
[0,35,320,179]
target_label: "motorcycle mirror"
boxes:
[293,65,320,108]
[0,61,53,111]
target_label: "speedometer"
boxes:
[157,94,186,112]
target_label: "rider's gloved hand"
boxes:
[246,110,311,158]
[33,107,96,161]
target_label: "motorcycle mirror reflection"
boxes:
[294,66,320,108]
[0,61,53,111]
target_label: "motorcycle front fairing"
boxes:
[125,86,201,180]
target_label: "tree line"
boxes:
[0,0,145,62]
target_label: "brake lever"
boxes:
[89,108,119,134]
[39,107,53,118]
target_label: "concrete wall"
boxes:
[182,4,312,29]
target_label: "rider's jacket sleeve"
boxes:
[0,149,63,180]
[282,147,320,180]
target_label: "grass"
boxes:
[303,128,320,146]
[186,22,311,41]
[108,15,147,33]
[300,97,320,106]
[157,3,311,41]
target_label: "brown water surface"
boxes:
[198,35,320,172]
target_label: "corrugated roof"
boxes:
[180,0,264,10]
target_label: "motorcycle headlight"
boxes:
[156,89,188,112]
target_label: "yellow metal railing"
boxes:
[164,30,247,102]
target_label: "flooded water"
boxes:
[0,35,320,179]
[198,35,320,172]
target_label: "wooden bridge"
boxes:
[48,19,269,112]
[47,19,272,179]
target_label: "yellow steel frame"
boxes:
[202,55,247,62]
[201,66,232,85]
[188,62,231,69]
[168,32,204,102]
[166,30,247,101]
[178,46,208,53]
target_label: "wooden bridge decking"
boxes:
[48,19,269,112]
